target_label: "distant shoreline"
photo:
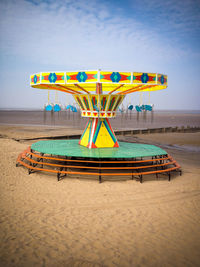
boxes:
[0,110,200,129]
[0,108,200,114]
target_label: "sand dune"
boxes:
[0,126,200,266]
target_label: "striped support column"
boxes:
[79,118,119,148]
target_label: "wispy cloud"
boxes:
[0,0,199,109]
[0,0,192,71]
[130,0,200,40]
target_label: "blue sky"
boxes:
[0,0,199,109]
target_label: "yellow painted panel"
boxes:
[113,95,124,111]
[100,71,131,83]
[80,95,90,110]
[85,71,98,82]
[30,74,40,85]
[40,72,65,84]
[73,95,84,110]
[107,95,117,111]
[30,71,167,94]
[66,71,98,83]
[132,72,157,84]
[147,73,156,84]
[102,83,137,92]
[60,83,96,92]
[89,95,98,111]
[133,72,143,83]
[100,94,109,111]
[142,85,167,92]
[95,121,114,148]
[157,74,168,85]
[80,122,91,147]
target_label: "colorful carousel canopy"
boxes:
[30,70,167,95]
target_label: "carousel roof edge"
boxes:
[30,71,167,86]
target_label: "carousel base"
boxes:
[16,140,181,183]
[79,118,119,148]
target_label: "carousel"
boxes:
[16,70,181,182]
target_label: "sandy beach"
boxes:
[0,112,200,266]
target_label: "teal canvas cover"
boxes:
[31,140,167,159]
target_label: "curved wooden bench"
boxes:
[16,147,181,183]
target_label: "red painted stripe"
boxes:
[120,74,129,81]
[56,75,64,81]
[103,97,107,110]
[103,74,112,81]
[148,76,155,82]
[113,97,122,111]
[83,96,89,110]
[134,75,142,80]
[91,143,97,148]
[108,97,116,111]
[43,75,49,81]
[92,96,96,109]
[114,142,119,147]
[86,73,96,80]
[69,74,78,80]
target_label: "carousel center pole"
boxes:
[79,83,119,149]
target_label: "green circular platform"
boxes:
[31,139,167,158]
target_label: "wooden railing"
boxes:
[16,147,181,183]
